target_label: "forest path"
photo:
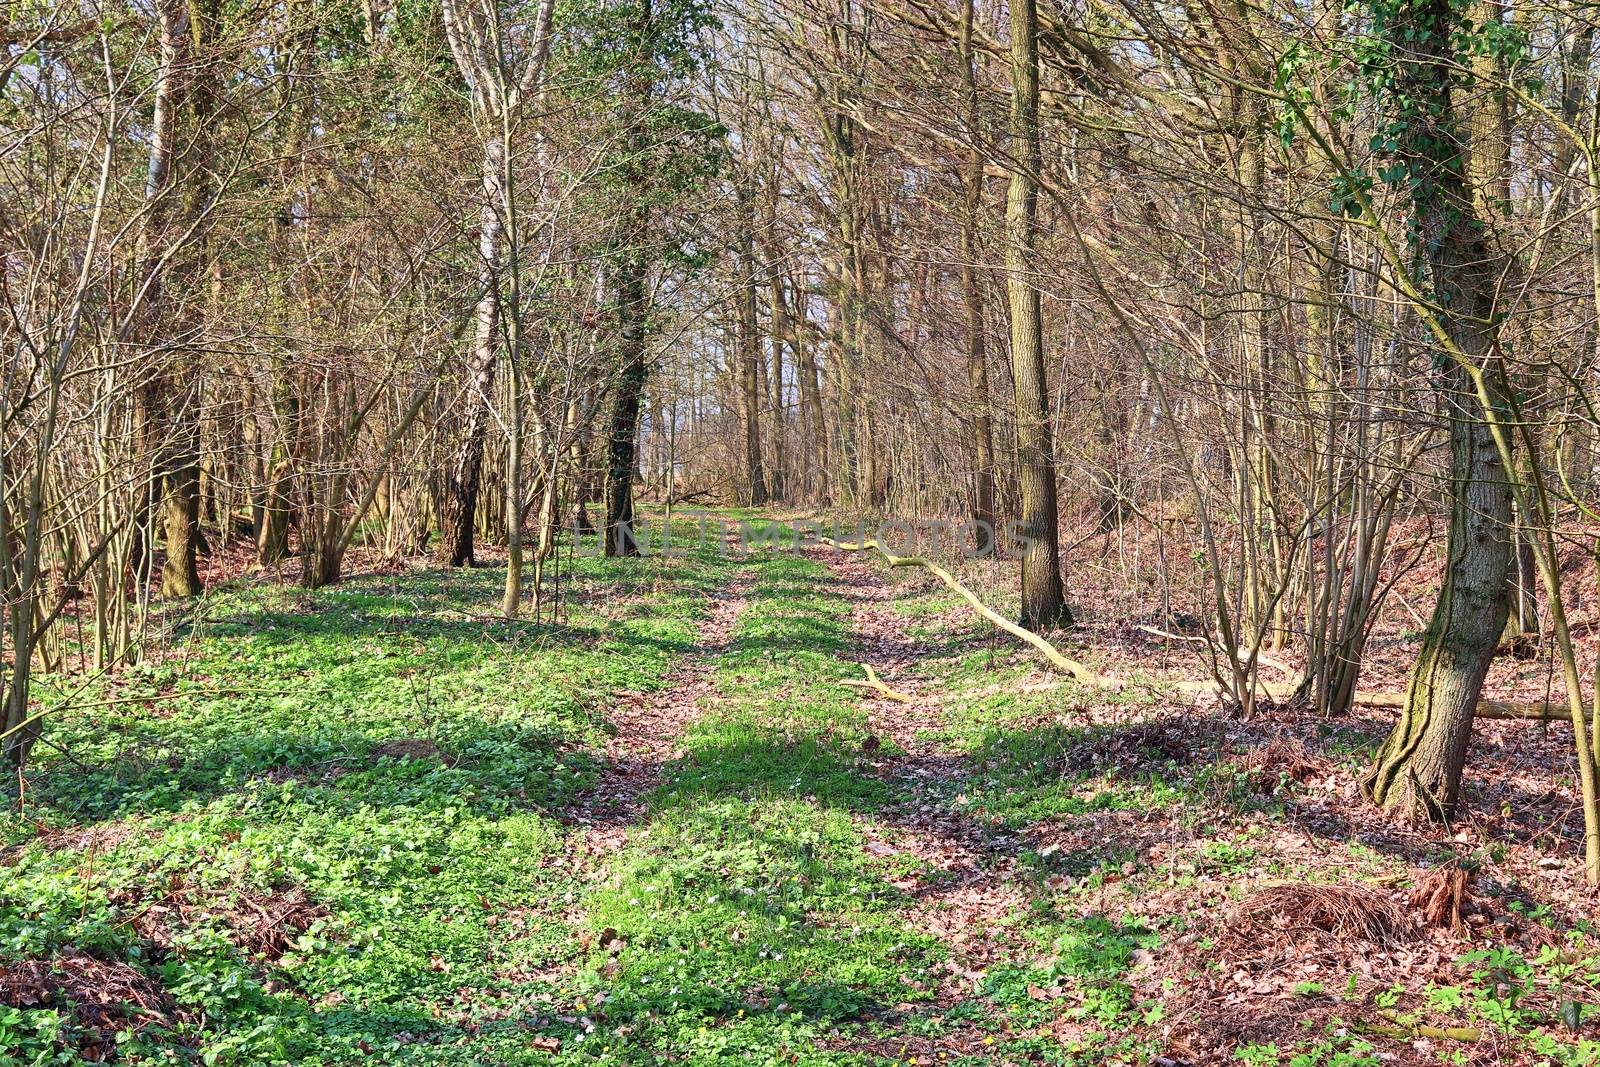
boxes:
[532,543,1019,1062]
[816,547,1039,997]
[562,563,756,860]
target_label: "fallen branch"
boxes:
[821,538,1098,684]
[1360,1012,1480,1043]
[839,663,915,703]
[823,538,1593,723]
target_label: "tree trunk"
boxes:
[1005,0,1067,629]
[126,0,206,599]
[439,137,505,567]
[605,260,647,557]
[737,179,767,506]
[959,0,995,553]
[793,278,826,502]
[1501,515,1539,647]
[1364,361,1512,819]
[503,353,525,615]
[160,0,227,597]
[766,270,787,503]
[160,395,204,598]
[257,437,291,568]
[1363,0,1514,821]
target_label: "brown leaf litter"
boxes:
[1229,882,1410,949]
[113,878,327,963]
[0,951,183,1062]
[370,737,457,767]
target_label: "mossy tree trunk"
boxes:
[1363,360,1512,820]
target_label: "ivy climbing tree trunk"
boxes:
[605,256,647,557]
[1362,0,1514,822]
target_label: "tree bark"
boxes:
[959,0,995,553]
[157,0,223,599]
[1363,0,1514,821]
[160,387,204,598]
[792,275,826,502]
[1364,360,1512,819]
[439,137,506,568]
[737,178,767,506]
[1501,514,1539,647]
[1005,0,1067,629]
[766,267,787,502]
[605,260,647,557]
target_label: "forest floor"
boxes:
[3,512,1600,1066]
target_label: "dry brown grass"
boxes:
[1230,882,1410,947]
[0,951,179,1061]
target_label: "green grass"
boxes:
[0,540,951,1066]
[2,537,742,1065]
[555,553,940,1065]
[12,526,1597,1065]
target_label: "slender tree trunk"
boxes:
[126,0,203,599]
[160,389,204,597]
[959,0,995,552]
[1,498,38,768]
[1005,0,1067,629]
[834,299,859,504]
[599,0,654,557]
[606,260,647,557]
[1501,514,1539,647]
[791,277,826,502]
[502,334,525,615]
[257,421,292,568]
[157,0,224,599]
[258,0,312,572]
[737,179,767,506]
[439,138,505,567]
[766,276,787,502]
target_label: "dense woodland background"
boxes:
[9,0,1600,1024]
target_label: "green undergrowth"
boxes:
[877,577,1187,836]
[555,551,941,1064]
[10,523,1599,1065]
[861,557,1600,1064]
[1,526,740,1065]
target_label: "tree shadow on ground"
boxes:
[22,591,711,825]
